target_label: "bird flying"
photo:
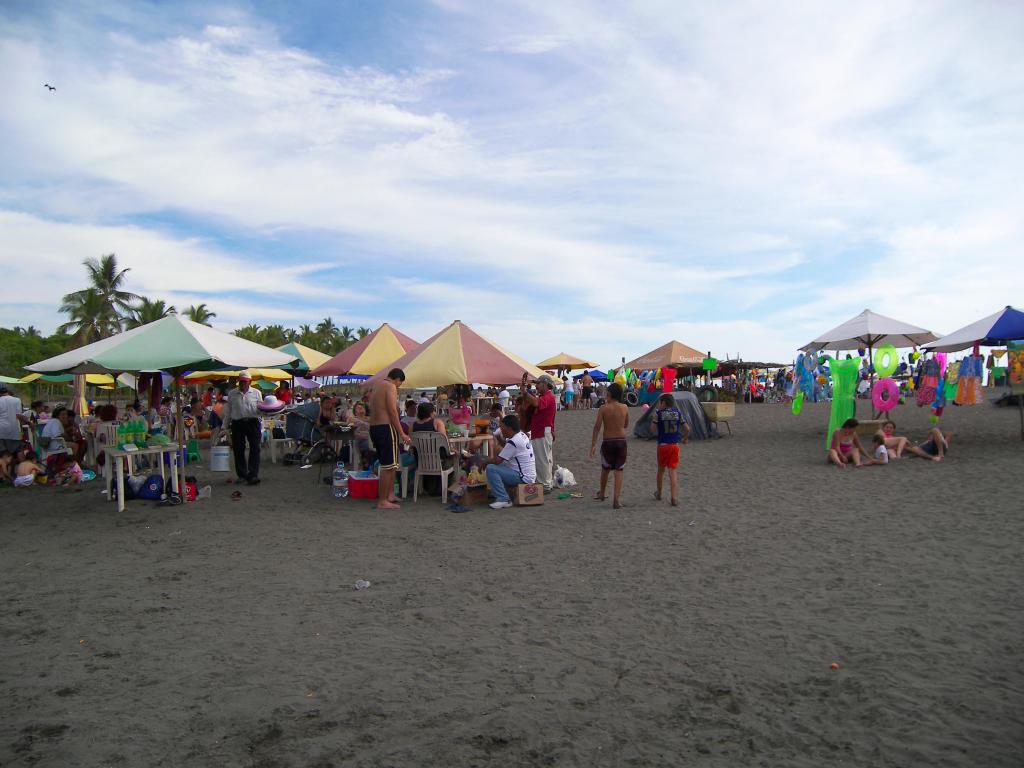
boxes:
[43,83,55,91]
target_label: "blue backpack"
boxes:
[136,474,165,501]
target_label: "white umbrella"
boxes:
[28,315,296,501]
[800,309,938,352]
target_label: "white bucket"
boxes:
[210,446,231,472]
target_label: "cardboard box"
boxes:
[514,483,544,506]
[462,483,489,505]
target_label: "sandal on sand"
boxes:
[593,493,605,501]
[654,492,662,501]
[230,490,242,500]
[569,492,583,498]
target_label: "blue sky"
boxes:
[1,0,1022,365]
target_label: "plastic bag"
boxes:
[554,466,577,488]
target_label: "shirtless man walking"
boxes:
[368,368,412,509]
[590,382,629,509]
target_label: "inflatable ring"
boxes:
[874,344,898,378]
[624,391,639,407]
[791,392,804,415]
[871,377,899,413]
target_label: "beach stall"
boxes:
[625,340,705,372]
[800,308,939,423]
[311,323,418,378]
[26,315,296,503]
[924,305,1024,439]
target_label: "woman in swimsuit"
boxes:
[828,418,868,468]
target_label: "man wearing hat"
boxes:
[521,372,557,492]
[224,372,263,485]
[0,384,28,452]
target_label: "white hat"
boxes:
[257,394,285,412]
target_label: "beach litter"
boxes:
[354,580,371,590]
[831,662,840,670]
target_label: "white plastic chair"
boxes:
[411,431,454,504]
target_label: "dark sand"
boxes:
[2,395,1022,767]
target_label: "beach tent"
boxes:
[274,342,331,374]
[0,374,24,384]
[26,315,295,501]
[536,352,598,371]
[364,320,545,388]
[800,309,938,353]
[572,369,609,382]
[922,306,1024,352]
[625,340,706,371]
[311,323,418,377]
[633,391,714,441]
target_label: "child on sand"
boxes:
[861,433,890,466]
[649,393,688,506]
[827,418,868,468]
[14,449,47,487]
[590,382,629,509]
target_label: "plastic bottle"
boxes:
[332,462,348,498]
[117,422,127,448]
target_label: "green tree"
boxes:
[57,290,119,344]
[184,303,216,325]
[234,323,262,342]
[59,254,139,337]
[356,326,371,339]
[126,298,175,328]
[259,324,288,348]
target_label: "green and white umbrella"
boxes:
[27,315,296,501]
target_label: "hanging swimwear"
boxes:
[955,354,983,406]
[916,357,940,407]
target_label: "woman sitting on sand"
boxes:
[878,420,910,457]
[828,418,868,468]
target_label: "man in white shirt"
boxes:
[480,414,536,509]
[497,387,510,412]
[0,385,28,452]
[224,372,263,485]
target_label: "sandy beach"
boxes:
[2,395,1022,767]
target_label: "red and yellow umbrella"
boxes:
[312,323,418,377]
[366,320,545,388]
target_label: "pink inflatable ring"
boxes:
[871,377,900,413]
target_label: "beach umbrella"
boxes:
[924,305,1024,440]
[922,305,1024,352]
[184,368,292,384]
[274,342,331,374]
[27,315,295,501]
[624,340,705,371]
[801,308,939,418]
[364,320,545,388]
[535,352,598,371]
[0,374,23,384]
[311,323,418,377]
[800,309,938,352]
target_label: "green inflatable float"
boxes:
[825,357,860,448]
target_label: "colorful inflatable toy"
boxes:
[871,378,899,413]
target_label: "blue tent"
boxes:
[572,369,608,382]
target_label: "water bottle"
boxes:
[332,462,348,498]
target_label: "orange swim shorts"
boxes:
[657,443,679,469]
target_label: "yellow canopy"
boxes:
[184,368,292,384]
[20,373,117,385]
[312,323,419,377]
[536,352,598,370]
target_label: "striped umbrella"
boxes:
[365,320,545,388]
[312,323,418,377]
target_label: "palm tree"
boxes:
[234,324,262,342]
[184,303,216,325]
[57,290,118,345]
[60,254,139,335]
[259,324,288,348]
[297,324,317,347]
[356,326,371,339]
[315,316,339,344]
[338,325,356,347]
[23,326,41,339]
[126,298,176,328]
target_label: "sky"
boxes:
[1,0,1022,367]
